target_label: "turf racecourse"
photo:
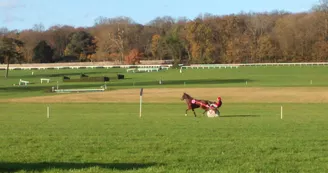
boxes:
[1,66,328,99]
[0,104,328,172]
[0,103,328,173]
[1,66,328,172]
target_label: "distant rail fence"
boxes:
[181,62,328,69]
[0,61,173,70]
[181,64,240,69]
[239,62,328,66]
[1,61,328,70]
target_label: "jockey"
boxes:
[209,96,222,109]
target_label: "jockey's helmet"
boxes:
[217,96,221,101]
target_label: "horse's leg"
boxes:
[192,109,197,117]
[202,109,207,116]
[192,104,201,117]
[185,109,189,116]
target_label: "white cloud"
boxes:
[0,0,25,24]
[0,0,25,9]
[3,14,24,23]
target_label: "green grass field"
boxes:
[1,103,328,173]
[0,66,328,172]
[1,66,328,99]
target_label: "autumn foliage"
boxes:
[124,49,142,65]
[2,1,328,64]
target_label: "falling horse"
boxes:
[181,92,214,117]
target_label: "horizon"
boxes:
[0,0,320,31]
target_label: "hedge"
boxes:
[63,76,109,82]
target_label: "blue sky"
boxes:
[0,0,320,31]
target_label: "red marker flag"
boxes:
[139,88,143,118]
[140,88,143,96]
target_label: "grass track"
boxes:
[1,103,328,173]
[1,66,328,99]
[1,66,328,172]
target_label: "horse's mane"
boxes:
[184,92,213,104]
[183,92,193,99]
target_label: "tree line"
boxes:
[1,0,328,68]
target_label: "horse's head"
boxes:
[181,92,186,100]
[181,92,191,101]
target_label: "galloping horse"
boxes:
[181,92,213,117]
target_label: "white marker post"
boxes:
[139,88,143,118]
[280,106,283,119]
[310,80,313,85]
[47,106,50,118]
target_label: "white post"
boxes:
[56,81,59,90]
[310,80,313,85]
[47,106,50,118]
[280,106,283,119]
[246,81,248,85]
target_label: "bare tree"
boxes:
[107,26,125,63]
[33,23,45,32]
[312,0,328,37]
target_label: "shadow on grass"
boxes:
[0,78,252,93]
[110,79,252,86]
[221,114,260,118]
[4,70,126,79]
[48,71,106,77]
[0,83,107,92]
[0,162,160,172]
